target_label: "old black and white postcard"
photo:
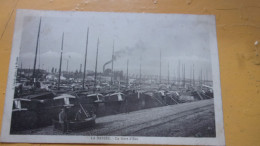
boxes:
[1,9,225,145]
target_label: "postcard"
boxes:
[1,9,225,145]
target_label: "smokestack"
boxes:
[79,64,82,73]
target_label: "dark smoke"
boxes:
[103,40,147,72]
[114,40,147,59]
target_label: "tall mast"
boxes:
[200,68,202,87]
[178,60,180,86]
[159,49,161,84]
[126,59,129,88]
[183,64,185,87]
[182,64,183,86]
[167,62,169,85]
[111,40,114,84]
[38,40,41,70]
[33,18,42,79]
[173,67,176,83]
[205,68,208,85]
[201,69,203,86]
[83,28,89,89]
[139,56,142,85]
[19,62,23,82]
[203,69,205,85]
[192,64,194,86]
[58,32,64,90]
[94,37,100,88]
[66,59,69,72]
[190,65,192,86]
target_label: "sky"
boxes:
[18,12,215,80]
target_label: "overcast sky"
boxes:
[18,12,215,80]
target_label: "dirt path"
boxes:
[14,99,215,137]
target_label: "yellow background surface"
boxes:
[0,0,259,146]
